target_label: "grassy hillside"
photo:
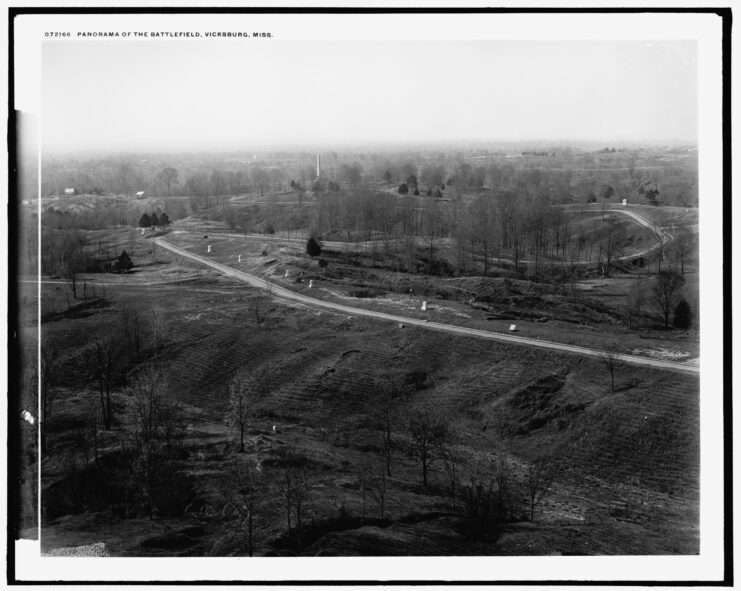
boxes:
[35,254,698,556]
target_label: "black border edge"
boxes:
[1,6,737,14]
[7,5,20,587]
[721,4,733,589]
[5,5,733,587]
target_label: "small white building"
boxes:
[64,188,75,196]
[135,191,146,198]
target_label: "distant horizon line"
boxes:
[35,137,699,158]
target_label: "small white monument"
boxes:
[421,301,427,311]
[309,280,313,288]
[622,198,627,206]
[509,324,517,332]
[207,245,212,253]
[140,228,145,235]
[285,270,289,278]
[238,254,241,262]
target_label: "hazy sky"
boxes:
[41,40,697,151]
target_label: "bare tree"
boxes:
[339,162,363,192]
[654,235,664,274]
[123,364,164,518]
[128,364,165,442]
[442,447,460,510]
[524,455,556,521]
[253,297,268,329]
[120,307,145,362]
[652,270,685,329]
[273,448,311,538]
[157,167,179,195]
[85,334,125,429]
[462,446,520,526]
[405,402,449,488]
[626,280,646,329]
[121,364,189,519]
[371,378,397,478]
[601,353,618,393]
[357,466,369,521]
[293,467,310,535]
[222,458,262,556]
[492,445,517,522]
[671,230,693,276]
[85,402,102,463]
[228,374,261,453]
[365,466,389,519]
[149,306,162,354]
[251,166,269,197]
[468,195,497,276]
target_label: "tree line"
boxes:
[37,145,697,208]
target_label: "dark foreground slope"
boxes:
[33,262,698,557]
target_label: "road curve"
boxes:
[154,236,698,375]
[174,203,670,267]
[560,206,673,261]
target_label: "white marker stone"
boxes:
[238,254,241,262]
[285,270,289,278]
[509,324,517,332]
[207,245,212,253]
[421,301,427,311]
[309,280,313,288]
[140,228,145,235]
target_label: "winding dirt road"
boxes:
[154,235,698,375]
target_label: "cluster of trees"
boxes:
[223,372,315,552]
[218,369,558,555]
[41,304,183,519]
[310,187,634,280]
[652,270,691,330]
[307,177,341,193]
[38,196,189,232]
[138,211,171,229]
[624,270,693,331]
[120,365,189,519]
[113,250,133,273]
[40,228,139,310]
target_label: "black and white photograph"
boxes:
[6,6,729,585]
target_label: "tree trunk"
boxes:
[385,426,392,478]
[421,449,428,487]
[248,510,254,557]
[98,379,107,430]
[105,386,113,429]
